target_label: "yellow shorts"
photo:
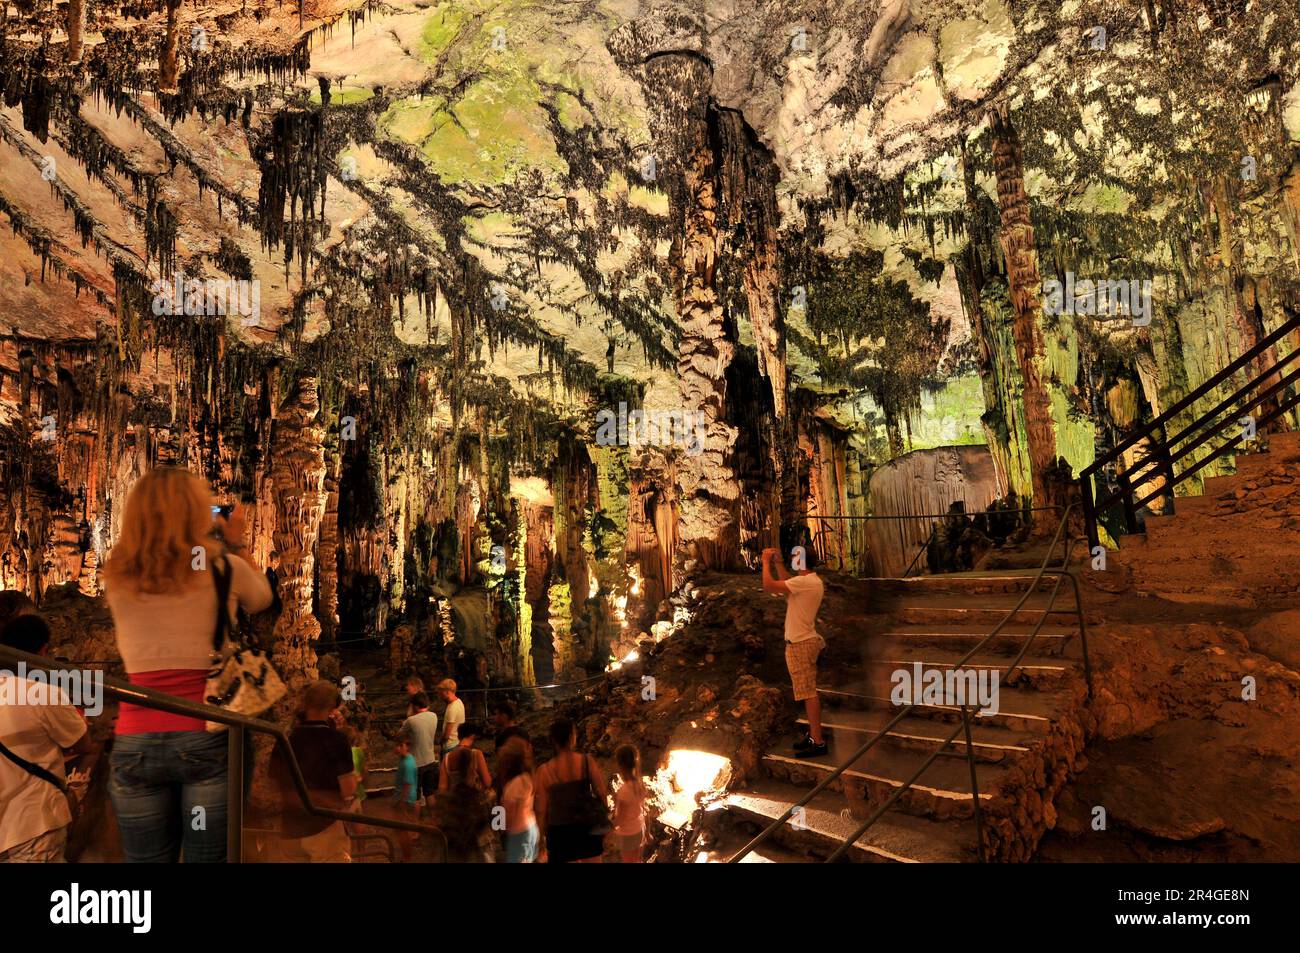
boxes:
[785,638,823,702]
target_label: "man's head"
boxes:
[1,613,52,656]
[302,680,340,720]
[411,691,430,712]
[0,590,37,633]
[438,678,457,702]
[405,676,424,696]
[492,700,515,729]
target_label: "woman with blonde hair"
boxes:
[104,467,271,862]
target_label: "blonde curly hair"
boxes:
[103,468,216,595]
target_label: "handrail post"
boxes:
[1079,474,1098,550]
[1155,420,1177,513]
[1117,469,1139,535]
[227,724,245,864]
[961,705,986,863]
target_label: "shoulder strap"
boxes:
[0,738,69,794]
[212,554,234,652]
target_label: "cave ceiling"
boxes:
[1,0,1298,449]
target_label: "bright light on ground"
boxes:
[653,749,732,829]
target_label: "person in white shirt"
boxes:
[437,679,465,755]
[401,692,439,810]
[762,545,827,758]
[0,614,93,862]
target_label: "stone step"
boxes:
[762,733,1009,821]
[873,625,1075,656]
[709,778,977,863]
[795,706,1036,764]
[1233,451,1279,480]
[1201,472,1242,498]
[819,679,1070,734]
[1262,429,1300,456]
[870,571,1059,598]
[849,646,1073,689]
[1143,510,1230,546]
[1166,495,1218,518]
[884,601,1097,627]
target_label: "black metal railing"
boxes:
[0,644,450,863]
[801,505,1051,578]
[727,504,1091,864]
[1079,306,1300,548]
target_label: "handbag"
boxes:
[548,752,612,836]
[203,553,286,732]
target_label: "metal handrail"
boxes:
[0,645,451,863]
[1079,308,1300,480]
[900,524,935,578]
[810,504,1051,579]
[727,503,1091,864]
[1080,306,1300,546]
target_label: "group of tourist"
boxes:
[388,688,647,863]
[214,677,649,864]
[0,467,650,864]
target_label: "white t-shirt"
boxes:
[0,675,87,854]
[442,697,465,749]
[402,710,440,767]
[783,573,824,643]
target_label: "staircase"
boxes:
[1109,429,1300,606]
[705,571,1093,863]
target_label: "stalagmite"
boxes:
[988,101,1061,528]
[641,54,741,581]
[267,376,329,689]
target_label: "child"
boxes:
[496,738,538,863]
[393,735,418,861]
[613,744,647,863]
[348,727,368,805]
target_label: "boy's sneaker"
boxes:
[794,740,828,759]
[792,734,815,751]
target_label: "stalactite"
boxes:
[65,0,86,64]
[157,0,183,92]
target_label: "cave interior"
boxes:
[1,0,1299,864]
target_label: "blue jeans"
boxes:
[504,823,539,863]
[109,732,228,863]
